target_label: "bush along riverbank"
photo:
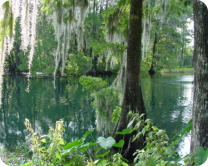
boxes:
[2,113,208,166]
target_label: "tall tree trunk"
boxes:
[93,0,96,13]
[191,0,208,154]
[180,45,184,67]
[105,0,109,9]
[114,0,146,162]
[91,55,98,76]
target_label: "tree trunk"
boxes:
[91,55,98,76]
[191,0,208,154]
[180,45,184,67]
[105,0,109,9]
[114,0,146,162]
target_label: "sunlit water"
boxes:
[143,74,193,157]
[0,74,193,156]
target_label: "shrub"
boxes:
[79,76,108,91]
[65,54,92,75]
[23,119,66,166]
[8,114,207,166]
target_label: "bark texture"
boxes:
[114,0,146,162]
[191,0,208,154]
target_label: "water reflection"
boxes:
[0,76,96,150]
[143,74,193,156]
[0,74,193,155]
[143,75,193,137]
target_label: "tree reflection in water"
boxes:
[0,76,96,150]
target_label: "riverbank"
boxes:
[3,70,116,79]
[160,67,194,74]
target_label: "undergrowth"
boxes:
[4,113,208,166]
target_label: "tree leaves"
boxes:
[97,136,115,150]
[195,147,208,166]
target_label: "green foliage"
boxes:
[194,147,208,166]
[97,137,115,150]
[123,113,179,166]
[5,17,28,73]
[65,54,92,75]
[160,67,193,74]
[4,17,30,73]
[112,106,122,123]
[1,0,14,39]
[169,120,192,148]
[110,112,181,165]
[112,153,128,166]
[23,119,66,166]
[141,55,152,76]
[85,10,126,73]
[103,0,129,39]
[16,51,29,72]
[79,76,119,134]
[146,0,193,74]
[183,46,194,67]
[62,131,94,166]
[85,12,103,45]
[21,119,94,166]
[7,115,208,166]
[91,87,119,113]
[87,153,128,166]
[90,86,119,134]
[79,76,108,91]
[31,14,57,75]
[14,118,129,166]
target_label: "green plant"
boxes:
[169,119,192,148]
[62,130,97,166]
[91,87,119,112]
[112,153,128,166]
[8,114,204,166]
[21,119,97,166]
[65,54,92,75]
[79,76,108,91]
[23,119,65,166]
[17,51,29,72]
[141,53,152,76]
[91,87,119,134]
[31,15,56,75]
[114,112,180,166]
[194,147,208,166]
[97,137,115,150]
[112,106,122,123]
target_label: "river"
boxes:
[0,74,193,156]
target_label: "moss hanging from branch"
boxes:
[42,0,89,77]
[1,0,40,76]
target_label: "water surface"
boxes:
[0,74,193,154]
[143,74,193,156]
[0,76,96,150]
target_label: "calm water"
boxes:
[0,74,193,154]
[143,74,193,156]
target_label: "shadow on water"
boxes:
[0,76,96,150]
